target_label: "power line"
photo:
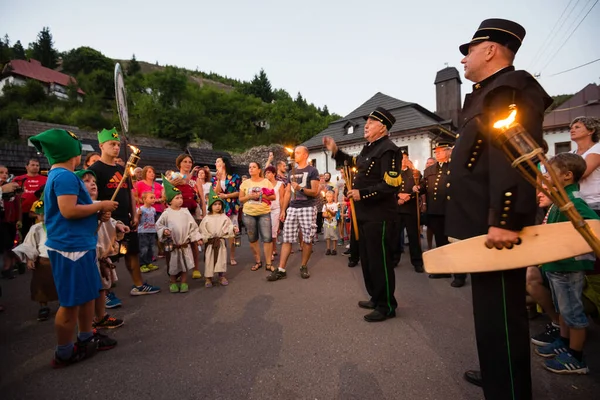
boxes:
[528,0,576,70]
[539,0,599,72]
[546,57,600,77]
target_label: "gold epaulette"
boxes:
[383,171,402,187]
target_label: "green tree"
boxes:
[28,27,59,68]
[0,35,11,67]
[126,54,141,76]
[61,46,113,75]
[243,68,274,103]
[11,40,26,59]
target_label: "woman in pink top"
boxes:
[135,166,165,214]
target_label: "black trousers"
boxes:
[393,212,423,268]
[349,222,360,263]
[472,268,531,400]
[428,214,466,280]
[358,220,398,315]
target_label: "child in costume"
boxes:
[75,169,125,331]
[156,176,201,293]
[30,129,119,368]
[322,190,339,255]
[12,198,58,321]
[199,187,237,287]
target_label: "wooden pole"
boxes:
[343,162,359,241]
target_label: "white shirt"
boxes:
[574,143,600,209]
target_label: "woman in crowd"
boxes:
[239,162,275,272]
[197,167,212,216]
[570,116,600,215]
[169,154,204,278]
[135,166,164,209]
[213,156,241,265]
[84,152,101,169]
[0,165,21,279]
[264,166,284,260]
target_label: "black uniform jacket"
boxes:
[397,168,421,214]
[446,66,553,239]
[423,162,450,216]
[333,136,402,222]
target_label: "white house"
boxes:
[0,59,85,101]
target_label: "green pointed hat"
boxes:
[162,175,182,203]
[98,127,120,144]
[74,169,96,180]
[207,186,223,211]
[29,129,82,166]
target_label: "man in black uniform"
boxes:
[323,107,402,322]
[446,19,552,400]
[393,157,424,273]
[423,142,466,287]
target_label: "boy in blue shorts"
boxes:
[535,153,599,374]
[30,129,118,368]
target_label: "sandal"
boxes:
[230,259,238,266]
[251,261,263,271]
[265,264,275,272]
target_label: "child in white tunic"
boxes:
[156,177,201,293]
[199,187,237,287]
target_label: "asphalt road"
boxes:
[0,239,598,400]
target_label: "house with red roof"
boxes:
[0,58,85,101]
[543,83,600,156]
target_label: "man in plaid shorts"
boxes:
[268,146,320,281]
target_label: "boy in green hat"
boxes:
[156,176,201,293]
[29,128,118,368]
[88,128,161,296]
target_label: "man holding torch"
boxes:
[323,107,402,322]
[89,128,161,297]
[445,19,552,399]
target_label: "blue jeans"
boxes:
[546,270,588,329]
[242,213,272,243]
[138,233,155,266]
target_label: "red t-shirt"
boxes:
[14,174,47,213]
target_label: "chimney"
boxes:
[434,66,462,128]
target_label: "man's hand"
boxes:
[100,201,118,212]
[164,229,171,236]
[100,211,111,222]
[322,136,337,154]
[117,223,130,234]
[1,182,20,193]
[290,181,300,191]
[279,210,286,222]
[27,259,35,270]
[412,185,421,193]
[349,189,361,201]
[398,193,411,202]
[486,227,520,250]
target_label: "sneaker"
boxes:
[93,329,118,351]
[343,249,351,255]
[140,265,151,273]
[147,263,159,271]
[219,276,229,286]
[531,322,560,346]
[535,338,569,358]
[180,283,189,293]
[192,270,202,279]
[93,314,124,329]
[325,249,331,255]
[169,283,179,293]
[267,269,287,281]
[544,351,589,375]
[37,307,50,321]
[51,338,98,368]
[331,250,337,255]
[337,239,344,246]
[300,266,310,279]
[105,292,122,309]
[130,282,161,296]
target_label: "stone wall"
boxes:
[232,144,289,167]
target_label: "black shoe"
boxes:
[343,249,351,255]
[267,269,287,281]
[325,249,331,255]
[37,307,50,321]
[331,250,337,255]
[93,329,118,351]
[451,278,466,288]
[463,370,482,387]
[358,300,376,310]
[51,337,99,369]
[414,265,424,273]
[429,274,451,279]
[1,269,15,279]
[300,266,310,279]
[364,310,396,322]
[531,322,560,346]
[347,260,358,268]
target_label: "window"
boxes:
[346,125,354,135]
[554,142,571,154]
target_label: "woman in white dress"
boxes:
[570,116,600,215]
[265,165,284,261]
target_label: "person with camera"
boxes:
[1,165,23,279]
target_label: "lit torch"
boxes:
[285,146,297,199]
[491,105,600,256]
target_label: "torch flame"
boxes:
[129,145,141,155]
[493,109,517,130]
[321,190,325,198]
[285,147,294,154]
[129,166,135,176]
